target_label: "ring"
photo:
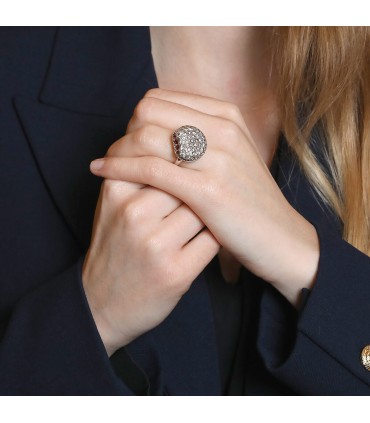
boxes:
[172,125,207,165]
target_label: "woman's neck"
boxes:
[149,26,280,166]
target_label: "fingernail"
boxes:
[90,159,105,171]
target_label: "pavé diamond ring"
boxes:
[172,125,207,165]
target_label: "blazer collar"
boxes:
[15,28,159,249]
[40,27,158,116]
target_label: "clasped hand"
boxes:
[84,89,320,356]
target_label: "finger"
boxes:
[107,125,175,163]
[101,179,144,209]
[123,185,182,221]
[90,156,202,210]
[127,97,244,151]
[178,228,220,287]
[144,88,248,133]
[108,127,222,170]
[159,203,205,247]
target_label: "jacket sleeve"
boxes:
[257,216,370,395]
[0,256,149,395]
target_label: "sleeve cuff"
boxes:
[0,257,133,394]
[256,217,370,394]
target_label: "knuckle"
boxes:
[125,116,135,133]
[134,126,152,146]
[220,119,241,140]
[103,179,125,203]
[143,235,164,257]
[144,88,162,98]
[106,138,124,157]
[133,97,156,121]
[122,201,145,225]
[221,120,240,142]
[106,144,115,157]
[224,103,242,122]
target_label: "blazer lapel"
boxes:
[13,27,157,248]
[14,27,222,395]
[40,27,157,116]
[14,96,123,248]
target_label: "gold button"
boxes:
[361,346,370,371]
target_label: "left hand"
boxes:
[90,89,320,307]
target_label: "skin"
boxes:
[149,27,280,283]
[82,28,320,357]
[149,27,280,166]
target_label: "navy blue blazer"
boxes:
[0,27,370,395]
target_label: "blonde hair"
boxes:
[271,27,370,256]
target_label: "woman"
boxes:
[0,27,369,395]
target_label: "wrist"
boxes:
[270,211,320,309]
[86,297,120,357]
[82,258,122,357]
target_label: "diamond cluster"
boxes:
[172,125,207,162]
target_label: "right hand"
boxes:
[82,156,220,357]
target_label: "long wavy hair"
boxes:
[271,27,369,256]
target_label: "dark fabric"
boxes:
[205,256,244,394]
[110,347,149,395]
[0,27,370,395]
